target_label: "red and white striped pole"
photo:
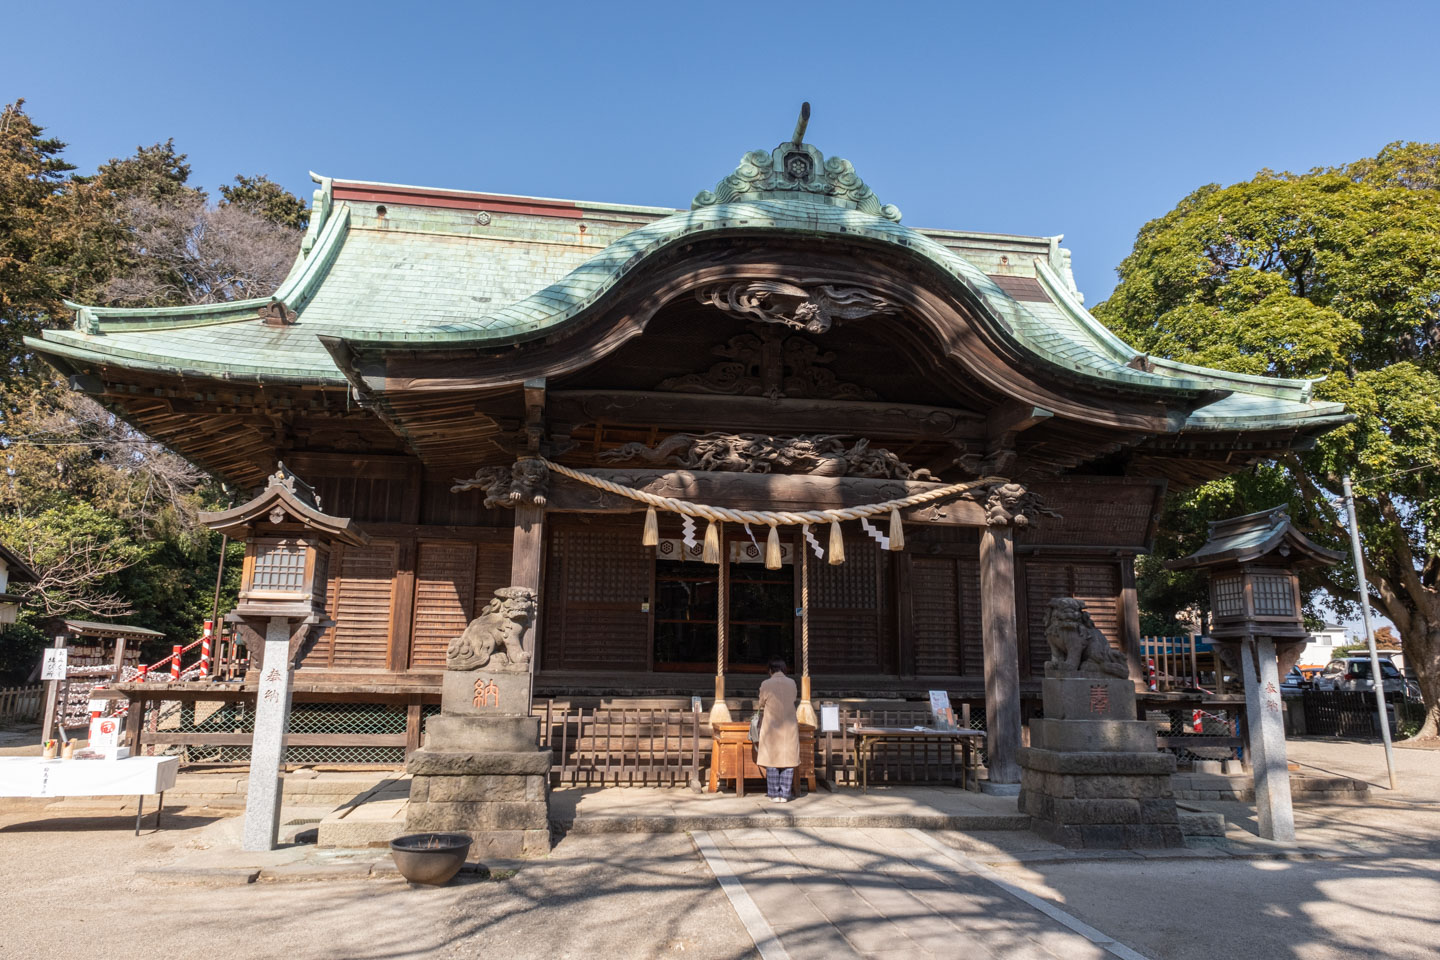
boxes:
[138,664,149,682]
[199,620,213,680]
[1146,657,1157,692]
[170,644,182,681]
[1192,708,1204,733]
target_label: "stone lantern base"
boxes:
[1018,666,1183,849]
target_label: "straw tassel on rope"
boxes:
[765,524,782,570]
[642,505,659,547]
[888,506,905,552]
[827,519,845,566]
[703,519,722,564]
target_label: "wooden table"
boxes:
[709,721,816,796]
[0,755,179,833]
[851,726,985,792]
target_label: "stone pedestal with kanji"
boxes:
[1018,663,1184,849]
[404,585,551,859]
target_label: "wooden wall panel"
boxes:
[285,453,421,525]
[474,539,514,606]
[1072,563,1123,645]
[542,524,650,671]
[809,536,889,673]
[330,541,399,669]
[959,560,984,676]
[911,557,959,675]
[909,557,983,677]
[410,541,477,669]
[1022,559,1123,675]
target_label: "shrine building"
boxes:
[27,117,1347,782]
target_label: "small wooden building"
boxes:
[28,121,1347,777]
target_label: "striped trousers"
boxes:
[765,766,795,798]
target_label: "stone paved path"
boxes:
[700,826,1147,960]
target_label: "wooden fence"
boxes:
[0,684,43,724]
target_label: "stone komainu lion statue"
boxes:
[446,586,537,671]
[1043,597,1130,678]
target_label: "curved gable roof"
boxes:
[26,152,1346,437]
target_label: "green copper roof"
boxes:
[26,158,1347,435]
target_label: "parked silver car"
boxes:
[1313,657,1406,694]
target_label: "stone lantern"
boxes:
[1168,507,1341,841]
[200,463,369,850]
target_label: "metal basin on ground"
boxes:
[389,832,473,885]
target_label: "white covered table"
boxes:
[0,755,178,833]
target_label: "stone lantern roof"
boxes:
[1167,507,1344,571]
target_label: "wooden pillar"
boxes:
[1120,558,1145,691]
[39,635,65,745]
[979,525,1022,786]
[512,503,545,704]
[111,636,128,684]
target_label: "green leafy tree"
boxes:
[1096,142,1440,737]
[0,103,285,676]
[0,101,75,376]
[219,174,309,229]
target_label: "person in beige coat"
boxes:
[756,658,800,801]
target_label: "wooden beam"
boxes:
[986,402,1054,442]
[548,390,986,442]
[544,469,989,526]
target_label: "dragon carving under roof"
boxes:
[599,432,935,480]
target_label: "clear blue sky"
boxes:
[6,1,1425,640]
[6,1,1438,305]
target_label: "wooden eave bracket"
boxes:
[986,402,1054,443]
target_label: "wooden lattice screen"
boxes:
[542,524,651,670]
[910,556,984,676]
[807,535,890,673]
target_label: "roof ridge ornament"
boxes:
[692,103,901,222]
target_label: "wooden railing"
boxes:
[538,704,704,787]
[0,684,43,724]
[534,700,986,788]
[1140,634,1204,691]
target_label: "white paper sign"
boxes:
[89,717,122,757]
[928,690,955,730]
[87,699,107,714]
[820,703,841,733]
[41,648,68,680]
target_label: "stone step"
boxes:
[1178,811,1226,837]
[561,812,1032,834]
[315,778,413,848]
[1172,772,1370,802]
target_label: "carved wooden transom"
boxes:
[656,324,874,400]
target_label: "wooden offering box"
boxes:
[708,720,816,796]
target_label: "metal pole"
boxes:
[1342,474,1398,790]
